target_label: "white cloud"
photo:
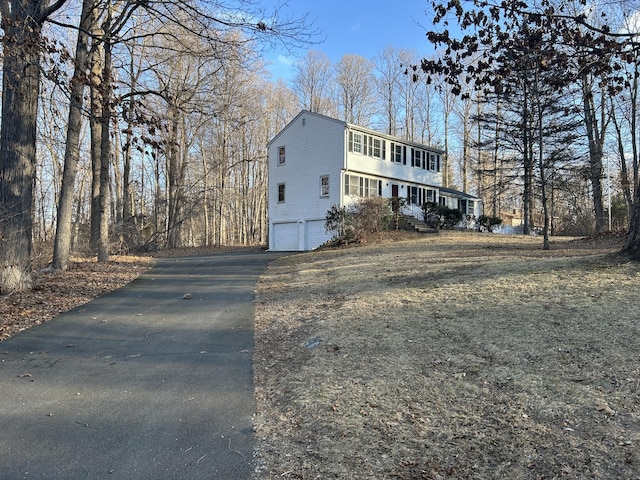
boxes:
[278,55,296,66]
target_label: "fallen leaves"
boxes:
[0,256,152,342]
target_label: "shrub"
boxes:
[325,205,356,244]
[478,215,503,232]
[325,197,392,245]
[357,197,392,233]
[389,196,407,230]
[422,201,463,230]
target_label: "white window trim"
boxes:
[277,183,286,203]
[320,175,330,197]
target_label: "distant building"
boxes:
[267,110,482,251]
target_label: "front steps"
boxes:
[400,215,438,233]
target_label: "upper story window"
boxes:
[352,132,363,153]
[278,183,285,202]
[427,153,441,172]
[320,175,330,197]
[412,149,424,168]
[391,143,403,163]
[349,130,386,160]
[372,138,382,159]
[278,146,286,165]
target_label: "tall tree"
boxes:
[292,50,334,115]
[421,0,639,239]
[0,0,67,293]
[373,47,404,136]
[335,54,375,126]
[51,0,94,271]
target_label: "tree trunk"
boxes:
[89,19,104,255]
[581,75,606,233]
[97,23,112,262]
[0,6,42,293]
[166,105,182,248]
[611,98,633,211]
[622,185,640,259]
[535,72,550,250]
[52,0,93,271]
[522,81,531,235]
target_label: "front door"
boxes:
[391,184,399,198]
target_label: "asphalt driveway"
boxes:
[0,250,283,480]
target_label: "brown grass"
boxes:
[252,231,640,479]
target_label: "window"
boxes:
[439,196,447,207]
[278,146,286,165]
[278,183,285,202]
[347,174,359,195]
[429,154,436,171]
[412,149,422,168]
[426,189,436,202]
[350,132,385,160]
[365,178,380,197]
[352,132,362,153]
[392,143,403,163]
[344,174,381,197]
[372,138,382,158]
[320,175,330,197]
[409,186,419,205]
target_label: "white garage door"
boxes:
[306,219,332,250]
[273,222,299,251]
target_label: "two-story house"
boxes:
[267,110,482,251]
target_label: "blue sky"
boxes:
[265,0,437,80]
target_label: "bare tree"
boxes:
[373,47,404,136]
[0,0,67,293]
[335,54,375,126]
[292,50,334,115]
[51,0,95,271]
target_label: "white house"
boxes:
[267,110,482,251]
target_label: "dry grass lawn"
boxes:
[252,231,640,479]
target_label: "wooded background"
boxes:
[1,0,640,293]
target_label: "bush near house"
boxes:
[478,214,503,232]
[325,197,392,245]
[389,196,407,230]
[422,201,463,230]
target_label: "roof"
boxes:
[439,186,480,200]
[268,110,445,154]
[267,110,345,148]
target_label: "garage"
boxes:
[272,222,299,251]
[305,219,332,250]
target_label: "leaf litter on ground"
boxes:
[252,231,640,479]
